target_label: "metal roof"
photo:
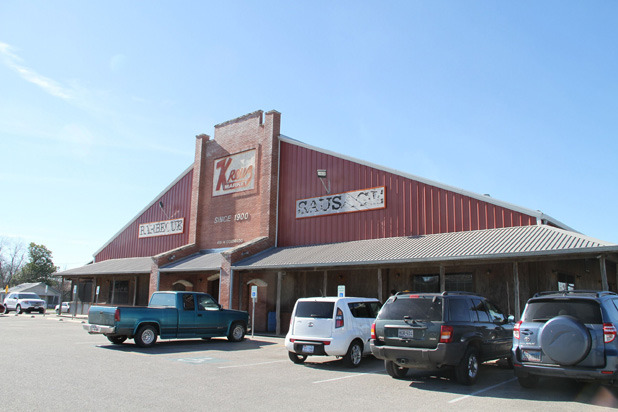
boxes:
[234,225,618,270]
[159,251,223,273]
[56,257,154,277]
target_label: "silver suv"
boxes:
[513,290,618,388]
[3,292,46,314]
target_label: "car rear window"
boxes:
[295,302,335,318]
[377,295,443,321]
[149,293,176,307]
[522,299,602,324]
[348,301,381,318]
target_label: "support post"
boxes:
[513,262,520,321]
[439,266,446,292]
[377,268,383,302]
[276,271,283,335]
[323,271,328,297]
[600,255,609,291]
[133,276,138,306]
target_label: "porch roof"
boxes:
[56,257,154,277]
[233,225,618,270]
[159,251,223,273]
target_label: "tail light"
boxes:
[371,322,376,340]
[439,325,453,343]
[335,308,344,328]
[513,321,522,340]
[604,323,617,343]
[114,308,121,322]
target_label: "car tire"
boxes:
[455,346,480,385]
[16,305,22,314]
[3,305,9,314]
[288,352,308,364]
[540,315,591,366]
[134,325,158,348]
[107,335,127,345]
[517,374,539,388]
[39,308,45,314]
[342,340,363,368]
[227,322,246,342]
[385,360,408,379]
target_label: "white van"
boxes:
[285,297,381,367]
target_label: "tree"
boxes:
[0,238,26,288]
[12,242,58,286]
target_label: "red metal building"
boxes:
[58,110,618,334]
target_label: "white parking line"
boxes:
[217,360,288,369]
[313,369,385,384]
[448,377,516,403]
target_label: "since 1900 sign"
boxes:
[296,186,386,218]
[138,218,184,238]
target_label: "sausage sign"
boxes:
[296,186,386,218]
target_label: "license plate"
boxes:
[302,345,314,354]
[90,325,100,333]
[522,350,541,362]
[398,329,415,339]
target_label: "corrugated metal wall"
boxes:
[277,142,536,247]
[95,169,194,261]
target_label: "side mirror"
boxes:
[507,315,515,323]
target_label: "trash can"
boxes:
[268,311,276,332]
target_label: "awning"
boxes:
[233,225,618,270]
[56,257,154,277]
[159,251,223,273]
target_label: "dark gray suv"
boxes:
[513,290,618,388]
[370,292,514,385]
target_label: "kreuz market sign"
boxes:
[138,218,184,238]
[213,149,256,197]
[296,186,386,218]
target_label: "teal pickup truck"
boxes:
[83,291,249,347]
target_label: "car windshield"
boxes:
[295,301,335,318]
[18,293,40,299]
[522,299,602,324]
[377,295,443,321]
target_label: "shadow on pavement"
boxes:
[97,336,278,355]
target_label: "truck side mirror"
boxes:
[507,315,515,323]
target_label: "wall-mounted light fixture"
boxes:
[159,200,170,219]
[317,169,330,194]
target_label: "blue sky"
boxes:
[1,1,617,270]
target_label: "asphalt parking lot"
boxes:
[1,313,617,411]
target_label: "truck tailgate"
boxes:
[88,306,117,326]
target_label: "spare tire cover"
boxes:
[540,315,591,366]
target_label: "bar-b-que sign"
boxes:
[296,186,386,218]
[138,218,184,238]
[213,149,256,197]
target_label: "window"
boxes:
[485,300,506,323]
[471,298,490,322]
[558,273,575,291]
[182,294,195,311]
[295,302,335,318]
[108,280,129,305]
[149,293,176,307]
[197,294,219,311]
[377,296,443,321]
[348,301,381,318]
[413,275,439,293]
[449,298,472,322]
[523,299,602,324]
[445,273,473,292]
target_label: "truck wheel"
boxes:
[16,305,22,314]
[288,352,307,364]
[227,322,246,342]
[342,340,363,368]
[38,308,45,314]
[385,360,408,379]
[3,305,9,314]
[134,325,158,348]
[107,336,128,345]
[455,346,480,385]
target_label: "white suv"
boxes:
[3,292,46,314]
[285,296,381,367]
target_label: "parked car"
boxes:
[513,290,618,388]
[55,302,71,314]
[371,291,514,385]
[84,291,249,347]
[0,302,4,313]
[285,296,382,367]
[3,292,46,314]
